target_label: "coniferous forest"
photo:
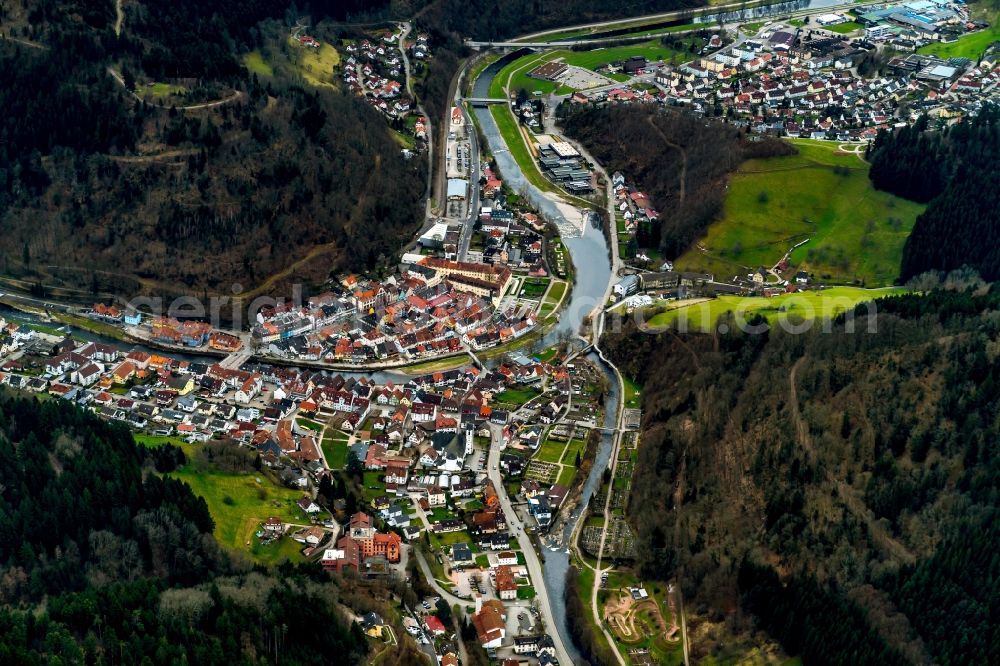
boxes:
[868,109,1000,282]
[0,0,423,299]
[603,283,1000,665]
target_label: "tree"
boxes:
[346,450,363,479]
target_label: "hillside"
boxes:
[0,390,416,664]
[413,0,705,41]
[559,104,792,259]
[603,284,1000,665]
[869,110,1000,283]
[675,140,925,286]
[0,1,423,301]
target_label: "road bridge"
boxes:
[466,97,508,106]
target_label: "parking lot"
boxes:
[553,63,617,90]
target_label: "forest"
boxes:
[559,104,793,259]
[0,0,424,300]
[868,110,1000,282]
[409,0,704,41]
[0,389,414,664]
[603,278,1000,664]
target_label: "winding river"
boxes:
[473,56,620,662]
[6,54,623,663]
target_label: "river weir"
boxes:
[473,55,622,663]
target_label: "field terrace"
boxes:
[252,259,538,364]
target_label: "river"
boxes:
[471,55,612,344]
[0,305,410,383]
[8,52,622,662]
[473,55,620,663]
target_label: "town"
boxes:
[1,0,997,663]
[0,302,628,664]
[515,2,998,142]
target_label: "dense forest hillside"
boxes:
[0,390,398,664]
[869,110,1000,282]
[559,104,794,259]
[410,0,704,40]
[0,0,423,299]
[603,282,1000,664]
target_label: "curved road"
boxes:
[107,67,243,110]
[398,22,435,212]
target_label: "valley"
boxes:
[0,0,999,664]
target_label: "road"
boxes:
[114,0,124,36]
[449,56,481,261]
[500,0,887,44]
[585,342,629,666]
[413,546,469,608]
[399,22,435,213]
[456,101,480,262]
[107,67,243,110]
[486,429,571,664]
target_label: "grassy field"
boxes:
[646,286,907,332]
[675,140,925,286]
[494,386,541,406]
[537,439,566,463]
[490,51,556,98]
[52,312,126,340]
[169,460,306,558]
[562,437,587,464]
[250,535,305,565]
[296,417,323,431]
[322,437,349,469]
[539,280,568,318]
[622,375,642,410]
[826,21,862,34]
[557,465,577,486]
[362,470,386,503]
[520,277,550,298]
[558,40,681,70]
[918,24,1000,59]
[243,50,274,77]
[136,82,186,97]
[399,354,469,375]
[494,41,680,98]
[134,433,193,454]
[917,6,999,59]
[286,37,340,88]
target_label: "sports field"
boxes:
[825,22,862,34]
[674,140,925,286]
[490,40,684,97]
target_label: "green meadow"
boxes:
[645,287,907,332]
[675,140,925,286]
